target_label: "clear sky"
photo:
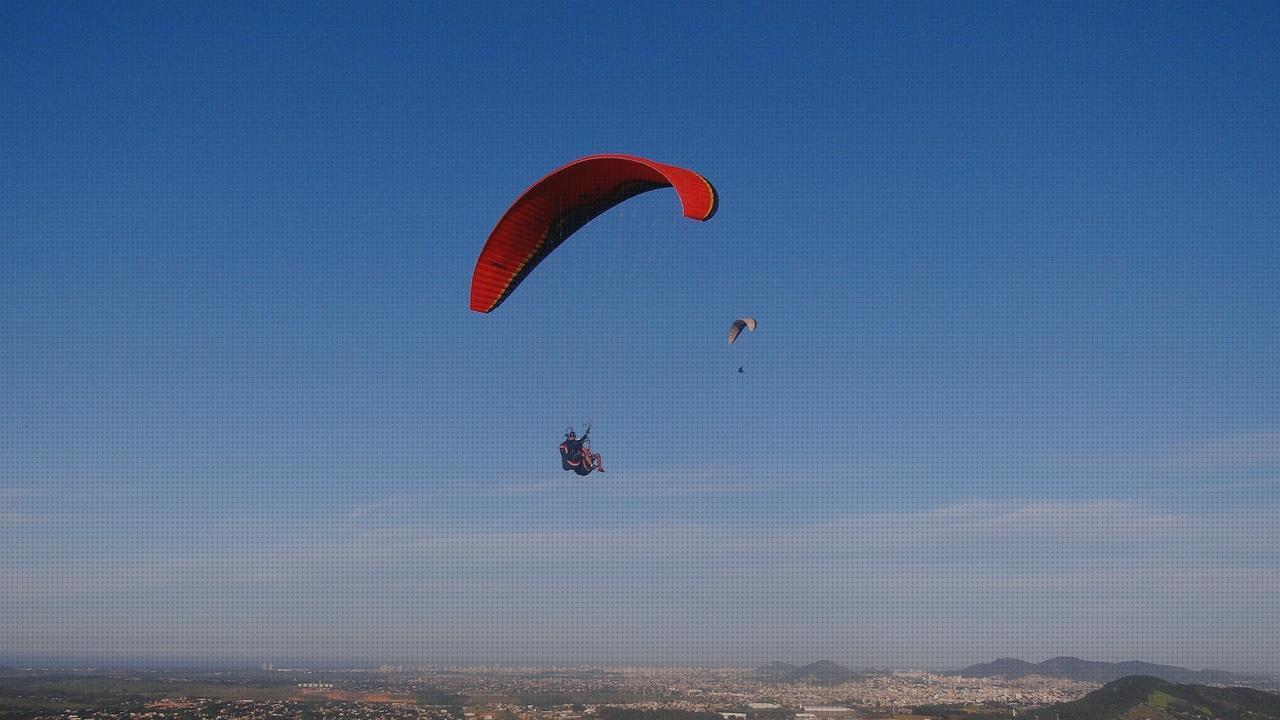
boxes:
[2,1,1278,672]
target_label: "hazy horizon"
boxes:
[2,652,1274,676]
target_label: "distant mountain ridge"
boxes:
[956,656,1244,684]
[754,660,860,685]
[1040,675,1280,719]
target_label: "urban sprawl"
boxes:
[17,664,1108,720]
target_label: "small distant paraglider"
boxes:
[728,316,758,373]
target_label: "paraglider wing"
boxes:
[727,317,758,345]
[469,154,718,313]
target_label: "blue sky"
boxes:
[2,1,1278,671]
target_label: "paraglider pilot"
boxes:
[560,425,604,475]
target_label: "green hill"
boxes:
[1044,675,1280,720]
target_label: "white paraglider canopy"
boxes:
[727,317,758,345]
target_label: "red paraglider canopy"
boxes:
[469,154,718,313]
